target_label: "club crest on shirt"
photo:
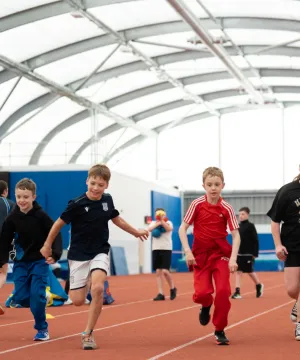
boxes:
[102,202,108,211]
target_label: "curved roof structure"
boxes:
[1,0,300,188]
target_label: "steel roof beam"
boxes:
[166,0,265,105]
[0,54,157,141]
[64,0,220,117]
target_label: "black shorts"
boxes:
[152,250,172,270]
[237,255,254,273]
[284,251,300,267]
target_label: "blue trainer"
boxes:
[33,329,50,341]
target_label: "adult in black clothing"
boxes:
[0,180,15,315]
[231,207,264,299]
[267,172,300,340]
[0,180,15,232]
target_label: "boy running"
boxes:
[179,167,240,345]
[0,178,62,340]
[40,164,149,350]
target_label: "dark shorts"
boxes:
[284,251,300,267]
[237,255,254,273]
[152,250,172,270]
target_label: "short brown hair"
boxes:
[239,207,250,214]
[15,178,36,195]
[88,164,111,182]
[202,167,224,183]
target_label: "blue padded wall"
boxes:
[9,170,88,250]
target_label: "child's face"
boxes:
[15,188,36,213]
[86,176,108,200]
[202,175,224,200]
[239,211,249,222]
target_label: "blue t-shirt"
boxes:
[60,193,119,261]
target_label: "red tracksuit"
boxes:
[184,195,239,331]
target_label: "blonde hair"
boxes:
[202,167,224,183]
[88,164,111,182]
[15,178,36,195]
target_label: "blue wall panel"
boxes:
[9,171,88,249]
[151,191,182,269]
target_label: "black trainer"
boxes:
[153,293,165,301]
[256,283,264,298]
[231,287,242,299]
[214,330,230,345]
[199,304,212,326]
[170,287,177,300]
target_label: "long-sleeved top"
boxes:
[238,219,259,257]
[0,201,62,267]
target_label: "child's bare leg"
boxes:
[162,269,174,289]
[69,287,88,306]
[156,269,164,294]
[84,270,106,333]
[235,271,242,288]
[284,268,300,300]
[248,272,260,285]
[0,264,8,289]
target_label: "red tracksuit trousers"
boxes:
[193,251,231,331]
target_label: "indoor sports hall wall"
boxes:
[4,166,180,275]
[107,171,180,274]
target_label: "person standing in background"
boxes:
[148,208,177,301]
[0,180,15,315]
[231,207,264,299]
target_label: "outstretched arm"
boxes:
[112,216,149,241]
[40,212,63,262]
[0,219,15,269]
[40,218,66,258]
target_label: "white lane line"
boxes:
[0,291,193,328]
[0,304,199,355]
[148,299,293,359]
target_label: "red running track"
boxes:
[0,272,298,359]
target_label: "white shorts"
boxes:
[68,253,109,290]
